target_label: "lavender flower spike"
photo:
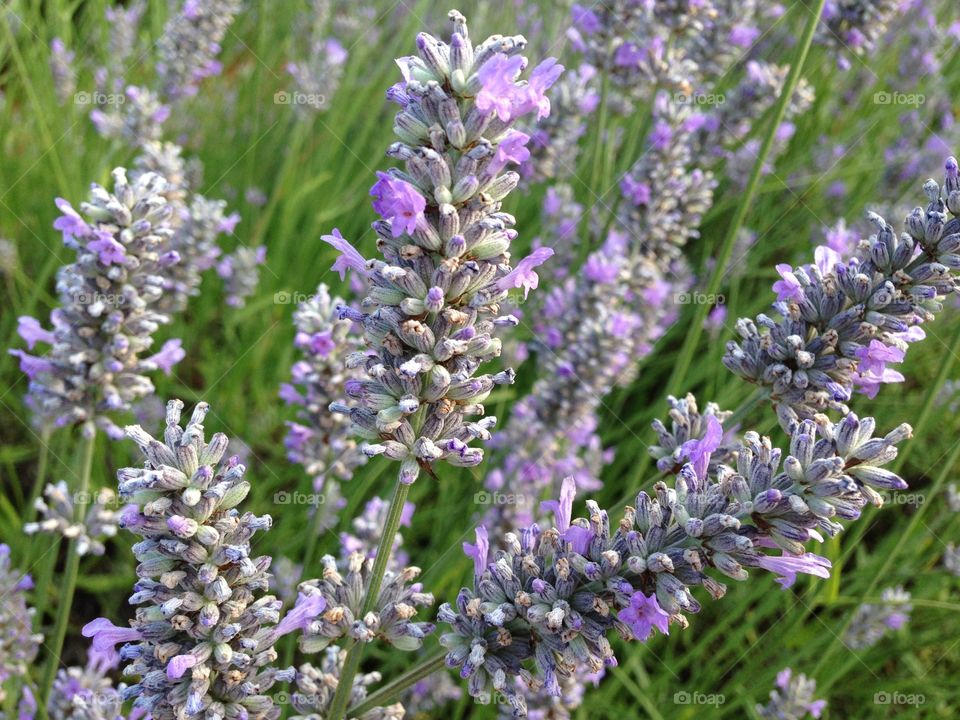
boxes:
[757,668,827,719]
[844,585,912,649]
[156,0,241,100]
[281,284,367,530]
[88,399,319,718]
[724,159,960,428]
[328,10,562,484]
[11,169,180,439]
[440,405,912,715]
[0,545,43,701]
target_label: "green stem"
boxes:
[327,477,412,719]
[25,427,52,526]
[348,649,447,717]
[40,425,96,703]
[662,0,826,401]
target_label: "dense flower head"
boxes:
[47,650,133,720]
[296,551,435,653]
[288,647,405,718]
[24,482,132,557]
[10,168,182,438]
[648,393,736,476]
[217,244,266,307]
[617,92,717,270]
[91,85,170,145]
[281,284,367,530]
[817,0,902,70]
[757,667,826,719]
[844,585,912,649]
[160,192,240,313]
[156,0,241,100]
[724,159,960,428]
[0,545,43,701]
[87,399,316,719]
[326,11,562,484]
[440,399,912,716]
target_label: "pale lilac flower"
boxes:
[370,172,426,236]
[16,317,54,350]
[321,228,368,280]
[463,526,489,577]
[772,263,804,302]
[618,592,670,642]
[757,552,832,589]
[496,247,554,299]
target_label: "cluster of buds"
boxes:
[844,585,912,649]
[0,545,42,703]
[24,482,132,556]
[724,159,960,428]
[441,399,912,715]
[156,0,242,100]
[10,169,184,438]
[296,552,435,653]
[82,400,323,718]
[757,668,827,719]
[325,10,562,484]
[280,285,367,529]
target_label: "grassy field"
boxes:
[1,1,960,717]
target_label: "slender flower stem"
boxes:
[25,427,52,526]
[327,477,412,719]
[28,428,56,632]
[662,0,826,401]
[40,424,96,703]
[348,649,447,717]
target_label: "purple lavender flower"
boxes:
[369,172,426,237]
[217,244,266,307]
[156,0,241,100]
[328,11,562,484]
[24,483,131,557]
[440,406,913,715]
[0,545,43,698]
[87,399,314,717]
[725,159,960,427]
[281,284,366,530]
[10,169,181,438]
[618,592,670,641]
[844,586,912,649]
[758,668,827,719]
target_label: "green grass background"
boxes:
[1,0,959,717]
